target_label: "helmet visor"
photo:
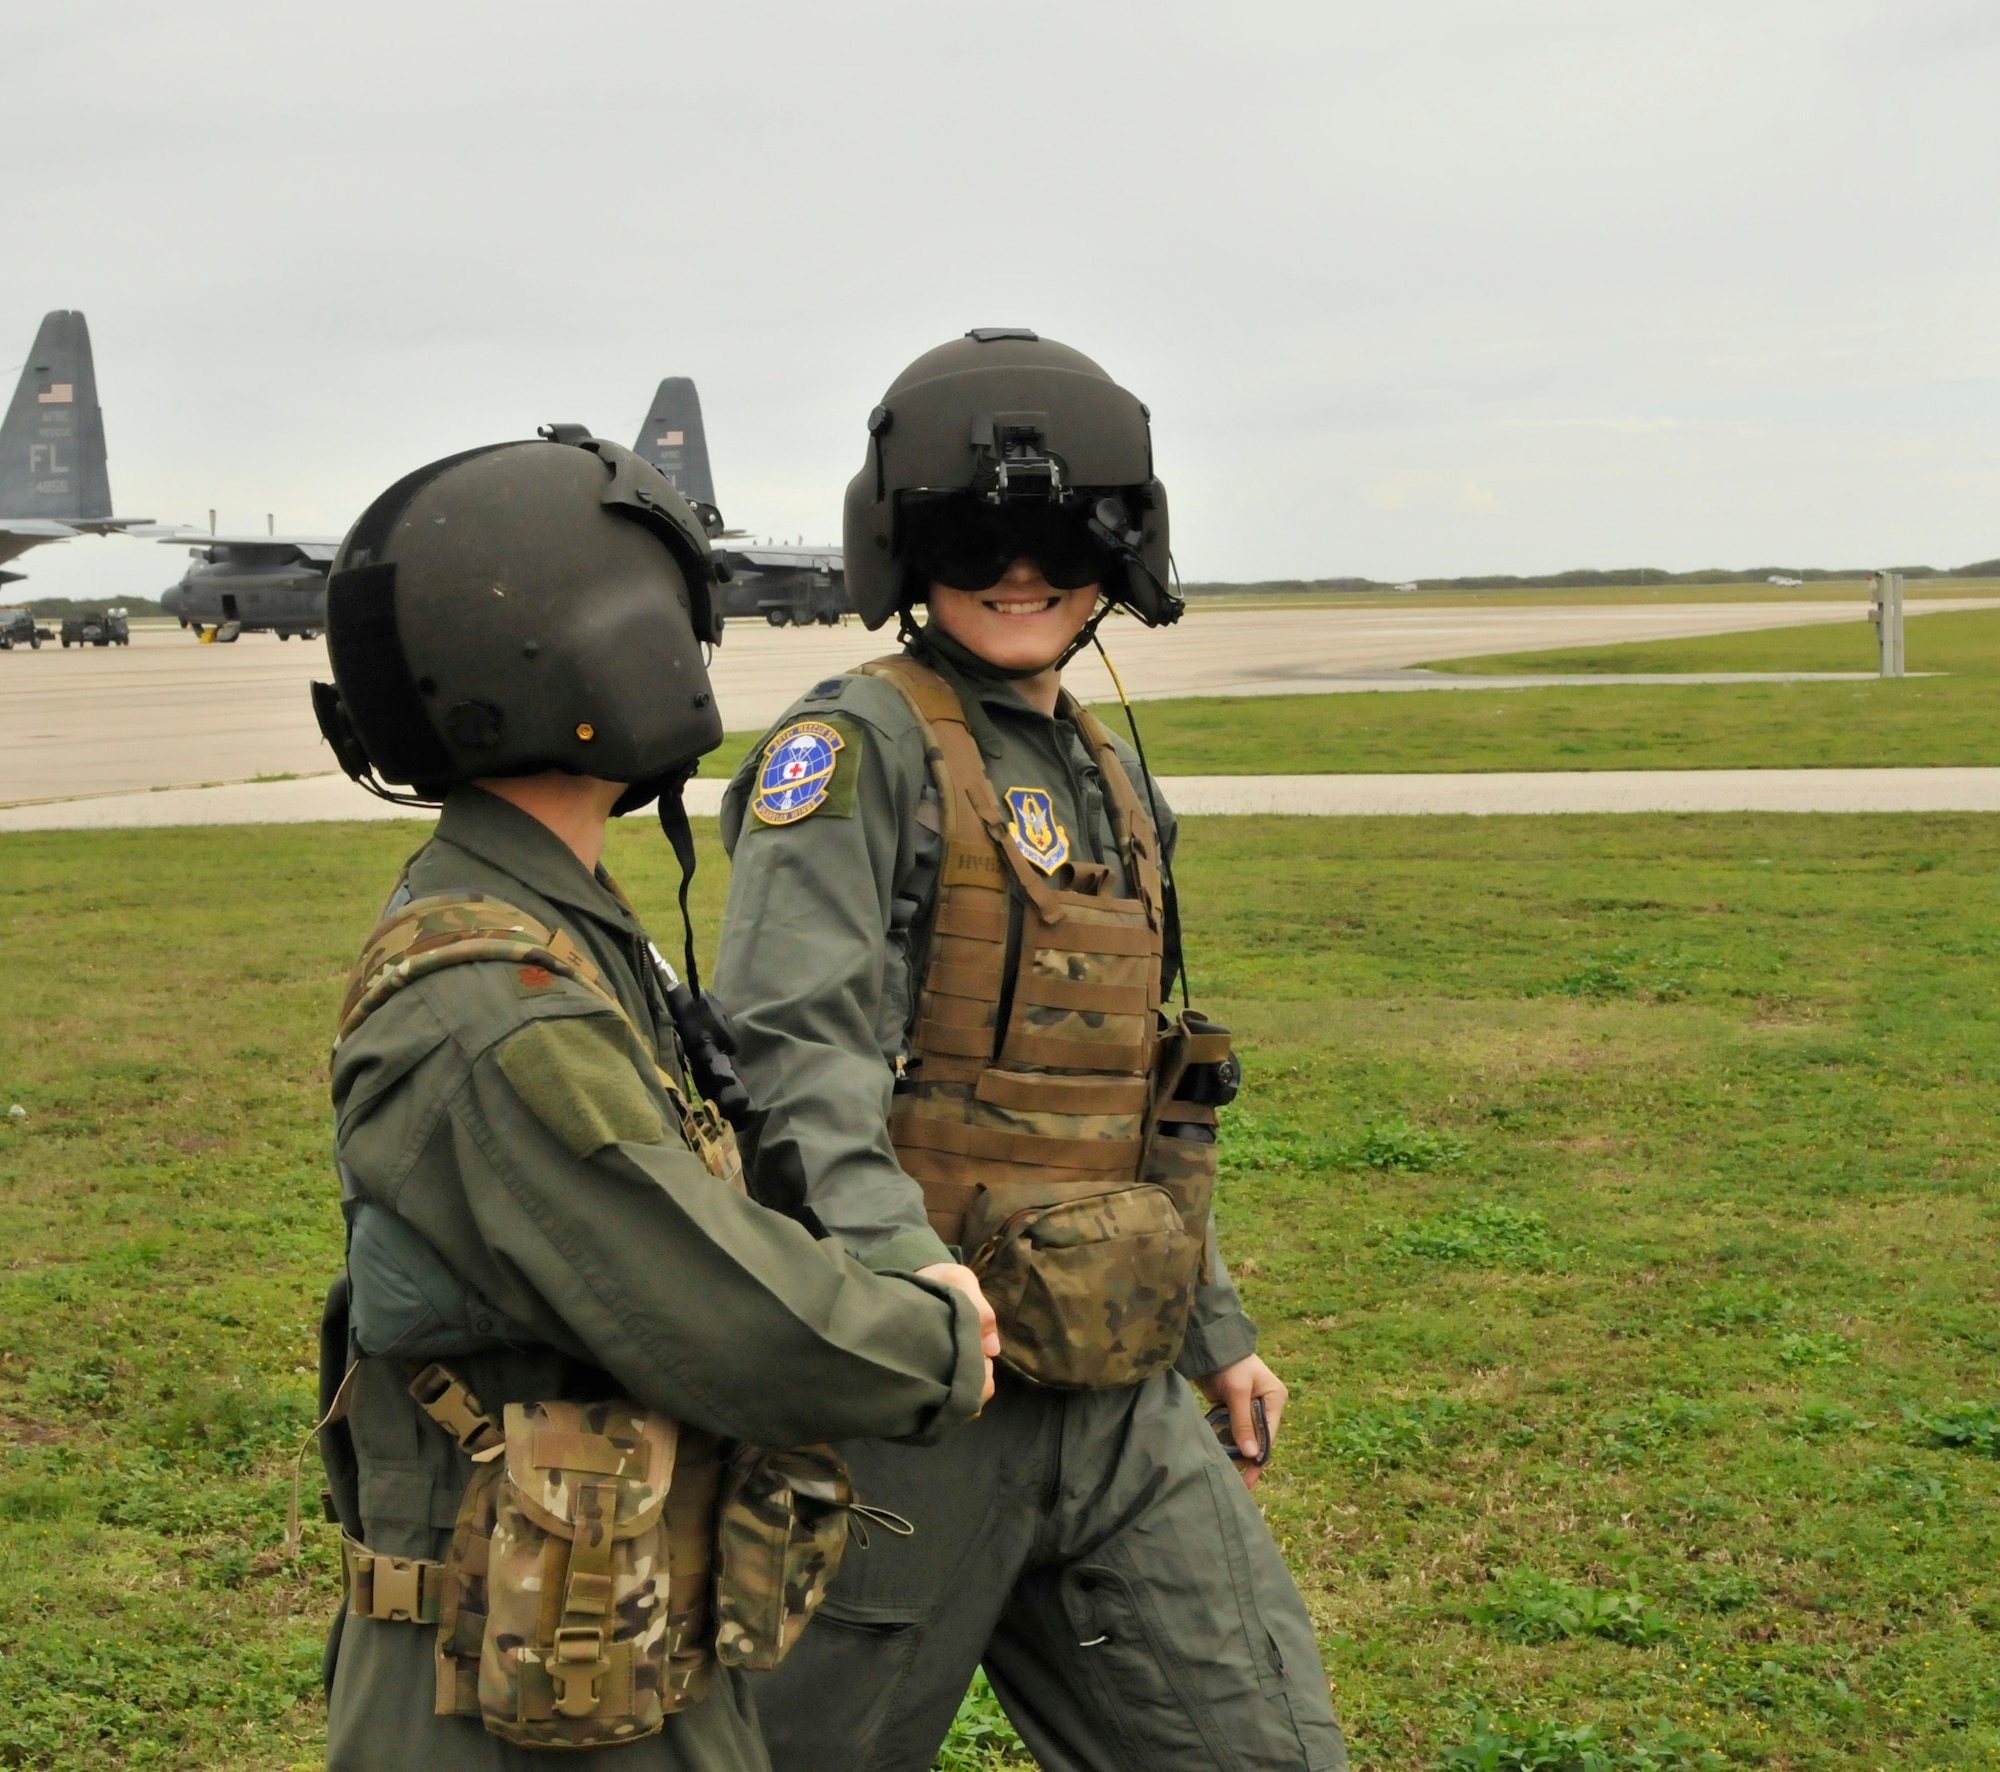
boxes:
[898,494,1111,593]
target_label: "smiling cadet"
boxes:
[307,429,996,1771]
[714,333,1349,1772]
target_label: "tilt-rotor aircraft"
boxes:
[634,378,851,626]
[0,311,153,587]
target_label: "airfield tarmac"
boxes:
[1,597,1984,807]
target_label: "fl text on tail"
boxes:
[0,310,148,578]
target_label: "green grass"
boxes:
[704,606,2000,779]
[1076,607,2000,775]
[5,811,2000,1766]
[1423,601,1998,677]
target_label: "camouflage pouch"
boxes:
[965,1181,1204,1390]
[712,1443,895,1671]
[476,1399,687,1748]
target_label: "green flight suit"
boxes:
[324,786,989,1772]
[715,644,1347,1772]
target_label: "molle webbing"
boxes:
[404,1364,721,1728]
[854,657,1169,1247]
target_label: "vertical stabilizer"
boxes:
[0,311,111,521]
[633,378,716,509]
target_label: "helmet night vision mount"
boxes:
[844,329,1181,637]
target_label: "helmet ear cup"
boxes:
[322,438,722,793]
[324,561,454,784]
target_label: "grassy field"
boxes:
[703,607,2000,781]
[2,811,1998,1768]
[1422,604,1989,678]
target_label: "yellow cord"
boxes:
[1094,635,1136,719]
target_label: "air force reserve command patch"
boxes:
[752,719,847,825]
[1005,786,1071,874]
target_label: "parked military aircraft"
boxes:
[633,378,850,626]
[0,311,153,584]
[157,524,337,641]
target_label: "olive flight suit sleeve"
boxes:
[716,683,956,1277]
[333,964,987,1450]
[1115,742,1261,1380]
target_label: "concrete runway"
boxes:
[2,598,1983,806]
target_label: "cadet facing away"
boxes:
[718,333,1349,1772]
[308,431,996,1770]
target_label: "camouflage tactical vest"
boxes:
[859,656,1221,1389]
[332,892,865,1746]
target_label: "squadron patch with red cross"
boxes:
[752,719,847,825]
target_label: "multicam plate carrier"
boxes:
[857,656,1224,1389]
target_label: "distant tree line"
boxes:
[0,595,169,618]
[1182,558,2000,597]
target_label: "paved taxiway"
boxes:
[1,599,1986,806]
[7,766,2000,832]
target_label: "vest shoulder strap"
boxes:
[855,653,975,733]
[335,891,625,1050]
[1065,699,1164,927]
[336,890,747,1189]
[855,657,1071,919]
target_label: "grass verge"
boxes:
[1423,601,1998,677]
[709,607,2000,778]
[2,812,1998,1766]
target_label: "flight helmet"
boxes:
[843,329,1179,634]
[312,427,724,811]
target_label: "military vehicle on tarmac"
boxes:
[0,605,52,649]
[59,608,129,647]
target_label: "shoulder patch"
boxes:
[752,717,859,825]
[806,677,846,699]
[494,1016,667,1157]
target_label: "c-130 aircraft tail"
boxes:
[0,310,148,580]
[631,377,850,627]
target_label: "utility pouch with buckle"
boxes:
[475,1397,689,1748]
[711,1443,904,1672]
[964,1179,1205,1390]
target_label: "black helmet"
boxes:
[312,428,723,809]
[843,329,1179,632]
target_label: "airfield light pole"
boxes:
[1869,571,1905,678]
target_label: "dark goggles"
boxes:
[898,494,1113,594]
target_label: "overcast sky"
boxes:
[8,0,1998,602]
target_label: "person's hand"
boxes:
[917,1262,999,1404]
[1197,1354,1288,1489]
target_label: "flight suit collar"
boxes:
[906,638,1058,760]
[433,786,642,937]
[903,643,1121,881]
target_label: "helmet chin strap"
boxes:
[653,763,705,993]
